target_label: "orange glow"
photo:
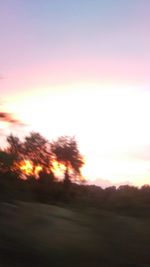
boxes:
[6,83,150,186]
[20,160,42,177]
[20,160,33,176]
[19,160,66,179]
[52,160,66,179]
[34,165,42,176]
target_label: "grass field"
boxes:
[0,201,150,267]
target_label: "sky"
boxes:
[1,0,150,187]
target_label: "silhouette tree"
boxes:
[5,134,24,175]
[51,136,84,183]
[23,132,52,176]
[7,134,23,158]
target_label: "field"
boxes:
[0,201,150,267]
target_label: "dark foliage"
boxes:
[1,133,150,266]
[51,136,84,182]
[0,132,150,215]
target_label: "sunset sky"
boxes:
[1,0,150,187]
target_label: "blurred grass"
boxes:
[0,201,150,266]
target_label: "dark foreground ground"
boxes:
[0,201,150,267]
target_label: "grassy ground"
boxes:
[0,201,150,266]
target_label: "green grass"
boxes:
[0,201,150,266]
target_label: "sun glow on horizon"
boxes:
[19,160,67,180]
[2,82,150,187]
[81,155,150,187]
[52,160,66,179]
[20,160,42,177]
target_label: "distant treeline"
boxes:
[0,166,150,217]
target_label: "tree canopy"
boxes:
[0,133,84,183]
[51,136,84,182]
[23,132,52,174]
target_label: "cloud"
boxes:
[0,112,24,126]
[90,178,113,188]
[88,178,131,188]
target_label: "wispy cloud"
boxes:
[0,111,24,126]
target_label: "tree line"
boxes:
[1,132,150,216]
[0,132,84,183]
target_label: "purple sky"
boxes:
[0,0,150,93]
